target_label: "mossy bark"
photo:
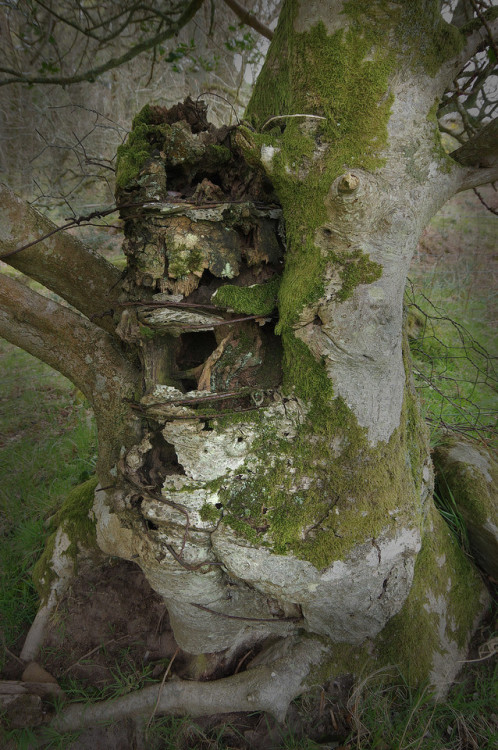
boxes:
[27,0,489,705]
[433,440,498,579]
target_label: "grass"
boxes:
[59,648,159,703]
[433,481,471,554]
[0,340,96,655]
[0,726,81,750]
[341,661,498,749]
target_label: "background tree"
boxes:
[0,0,497,732]
[0,0,278,207]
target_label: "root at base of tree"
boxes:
[51,638,325,731]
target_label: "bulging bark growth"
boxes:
[3,0,495,724]
[92,77,484,691]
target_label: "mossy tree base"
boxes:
[19,0,494,720]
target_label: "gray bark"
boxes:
[2,0,494,716]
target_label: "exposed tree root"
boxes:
[20,605,58,664]
[21,526,105,663]
[52,638,326,731]
[20,528,76,663]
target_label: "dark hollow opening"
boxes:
[140,432,186,487]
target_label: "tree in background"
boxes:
[0,0,278,204]
[0,0,497,731]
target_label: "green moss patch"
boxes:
[213,276,281,316]
[32,477,98,603]
[376,506,485,684]
[247,9,393,331]
[343,0,464,77]
[167,244,204,279]
[242,3,396,407]
[116,106,155,190]
[334,250,383,302]
[218,386,424,569]
[53,476,98,551]
[115,105,170,191]
[199,503,221,524]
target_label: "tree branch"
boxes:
[0,0,206,87]
[52,638,325,731]
[450,0,474,28]
[451,118,498,168]
[446,15,498,79]
[457,164,498,191]
[0,184,121,334]
[221,0,273,40]
[0,273,139,412]
[451,118,498,190]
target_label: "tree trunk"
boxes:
[6,0,494,715]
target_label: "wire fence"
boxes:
[405,279,497,446]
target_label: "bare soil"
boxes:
[2,557,353,748]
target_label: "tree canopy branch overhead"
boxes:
[0,0,207,87]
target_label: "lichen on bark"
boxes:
[85,0,487,682]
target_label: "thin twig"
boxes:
[197,91,240,125]
[145,648,179,732]
[190,602,302,623]
[261,114,326,131]
[62,635,132,675]
[0,200,141,259]
[3,646,24,666]
[473,187,498,215]
[234,649,254,674]
[221,0,274,40]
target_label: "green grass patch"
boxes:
[0,341,96,655]
[343,662,497,749]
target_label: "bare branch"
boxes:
[0,184,122,334]
[451,15,498,74]
[452,118,498,167]
[473,186,498,214]
[0,273,139,412]
[467,0,498,60]
[221,0,273,40]
[0,0,206,87]
[457,164,498,190]
[449,0,474,28]
[451,118,498,189]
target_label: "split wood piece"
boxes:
[22,661,59,685]
[138,307,226,336]
[197,334,232,390]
